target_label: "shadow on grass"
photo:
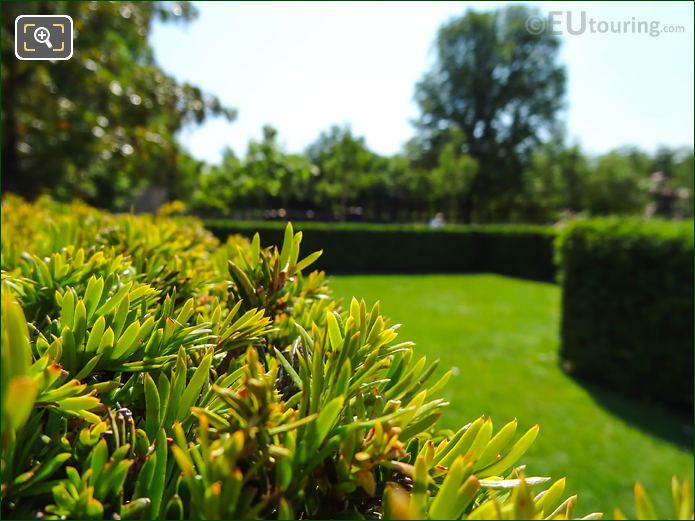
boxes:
[576,377,692,451]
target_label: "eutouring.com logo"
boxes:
[525,11,687,37]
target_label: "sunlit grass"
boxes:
[330,273,693,517]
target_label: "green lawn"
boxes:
[330,274,693,517]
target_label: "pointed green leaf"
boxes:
[177,349,213,419]
[478,425,540,478]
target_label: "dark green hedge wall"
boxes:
[205,220,557,281]
[556,218,694,410]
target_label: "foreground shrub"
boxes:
[556,217,694,410]
[0,197,688,520]
[614,479,693,520]
[205,220,557,282]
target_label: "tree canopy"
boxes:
[1,1,235,208]
[414,5,566,222]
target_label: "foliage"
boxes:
[519,144,693,223]
[577,150,650,216]
[1,196,603,520]
[192,127,317,215]
[189,124,693,225]
[431,128,479,223]
[414,5,566,222]
[555,217,694,410]
[190,125,436,222]
[307,125,383,220]
[614,478,693,520]
[205,220,557,281]
[1,1,235,208]
[647,147,694,219]
[518,141,588,221]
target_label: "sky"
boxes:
[151,1,694,164]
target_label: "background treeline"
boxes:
[192,126,693,223]
[2,2,693,224]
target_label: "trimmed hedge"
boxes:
[556,218,694,410]
[205,220,557,281]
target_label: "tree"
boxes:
[415,5,566,222]
[671,149,694,218]
[578,148,649,216]
[431,127,478,222]
[519,139,588,223]
[1,1,235,209]
[191,147,243,214]
[243,126,288,212]
[367,153,428,222]
[191,128,317,217]
[243,125,315,213]
[306,126,378,220]
[647,147,693,218]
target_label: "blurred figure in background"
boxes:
[429,212,446,228]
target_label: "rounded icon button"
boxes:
[14,14,73,61]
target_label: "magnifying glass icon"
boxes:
[33,26,53,49]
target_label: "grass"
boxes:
[330,273,693,517]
